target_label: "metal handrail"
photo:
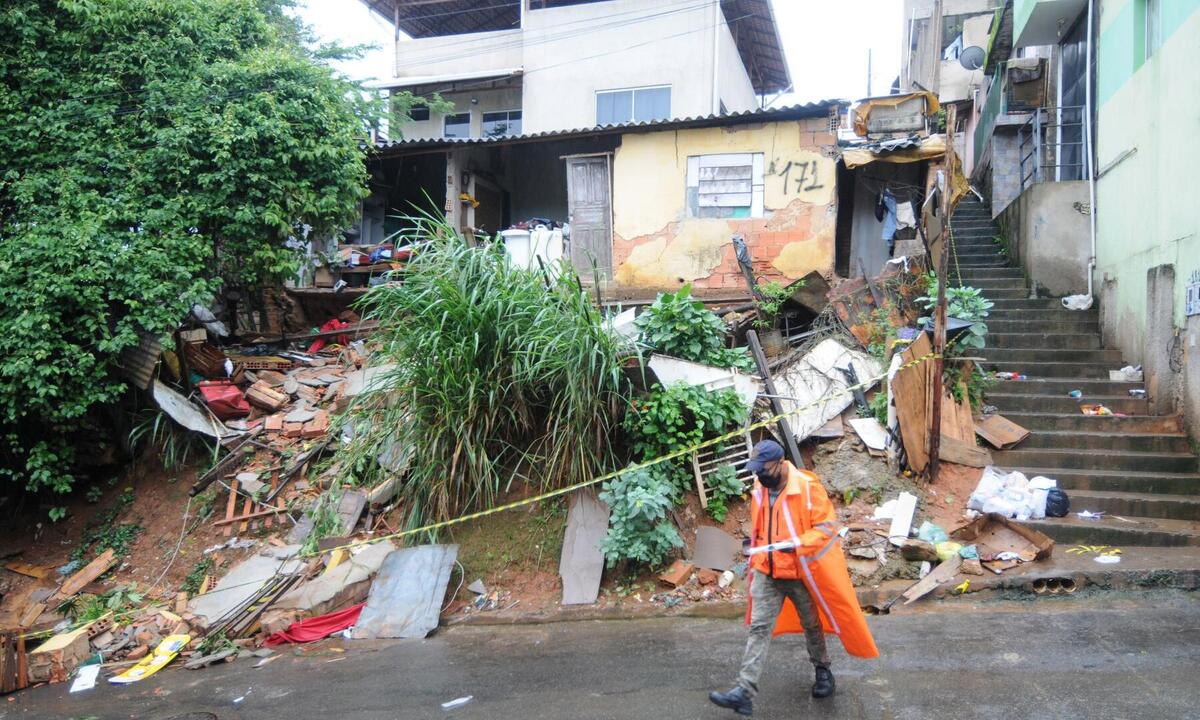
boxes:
[1017,105,1089,189]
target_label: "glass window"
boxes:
[596,86,670,125]
[482,110,522,137]
[443,112,471,138]
[408,105,430,122]
[632,87,670,122]
[1144,0,1161,59]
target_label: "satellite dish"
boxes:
[960,46,985,71]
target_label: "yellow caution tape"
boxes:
[305,344,948,558]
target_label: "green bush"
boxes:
[635,285,754,371]
[334,226,628,530]
[0,0,376,497]
[598,466,683,568]
[704,464,744,523]
[917,274,994,352]
[623,383,748,466]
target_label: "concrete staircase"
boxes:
[950,197,1200,551]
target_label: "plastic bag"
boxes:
[968,467,1009,511]
[1045,489,1070,517]
[917,521,949,544]
[1062,294,1093,310]
[935,542,963,562]
[1028,476,1056,520]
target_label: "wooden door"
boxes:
[566,155,612,281]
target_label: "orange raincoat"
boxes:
[745,462,879,659]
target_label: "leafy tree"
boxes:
[0,0,377,495]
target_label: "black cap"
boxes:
[745,439,785,474]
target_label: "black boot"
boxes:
[811,666,835,699]
[709,685,754,716]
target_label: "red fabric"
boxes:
[197,380,250,419]
[306,318,351,354]
[264,603,364,646]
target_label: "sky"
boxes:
[292,0,903,104]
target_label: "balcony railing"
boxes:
[1017,105,1089,189]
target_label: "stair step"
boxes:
[958,268,1022,279]
[988,332,1101,349]
[1018,515,1200,547]
[983,347,1124,363]
[985,392,1148,414]
[996,413,1182,433]
[972,287,1032,299]
[1018,430,1191,453]
[1060,490,1200,521]
[986,360,1120,379]
[1002,466,1200,494]
[989,298,1092,311]
[965,278,1029,291]
[993,448,1198,473]
[988,319,1100,334]
[987,377,1142,395]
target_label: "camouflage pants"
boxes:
[736,570,830,697]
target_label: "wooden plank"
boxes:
[690,452,708,508]
[891,333,933,472]
[223,479,240,538]
[974,414,1030,449]
[52,549,117,601]
[212,507,286,527]
[3,563,50,579]
[938,435,992,468]
[239,496,254,533]
[265,469,280,529]
[902,555,963,605]
[190,428,259,497]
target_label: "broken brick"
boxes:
[283,422,305,438]
[696,569,719,586]
[264,414,284,432]
[300,410,329,439]
[658,559,694,587]
[125,645,150,661]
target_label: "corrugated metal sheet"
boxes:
[118,331,161,391]
[354,0,789,94]
[374,100,845,155]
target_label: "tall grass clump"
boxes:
[335,219,629,530]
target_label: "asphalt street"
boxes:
[5,592,1199,720]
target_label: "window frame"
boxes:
[481,109,522,137]
[443,111,471,139]
[685,153,765,219]
[595,84,672,126]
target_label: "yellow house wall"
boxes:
[609,118,838,292]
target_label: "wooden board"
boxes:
[52,549,116,602]
[938,435,992,468]
[940,385,976,443]
[902,555,963,605]
[3,563,50,579]
[891,333,933,472]
[974,414,1030,449]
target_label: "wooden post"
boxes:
[928,104,958,481]
[747,330,808,470]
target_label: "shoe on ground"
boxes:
[812,666,835,699]
[709,685,754,716]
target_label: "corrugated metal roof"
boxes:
[839,135,926,153]
[353,0,790,94]
[375,100,845,154]
[118,331,161,391]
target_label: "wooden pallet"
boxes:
[689,429,755,507]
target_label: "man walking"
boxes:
[709,440,879,716]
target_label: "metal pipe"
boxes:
[1084,0,1098,302]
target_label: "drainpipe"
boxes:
[1083,0,1097,302]
[712,0,721,115]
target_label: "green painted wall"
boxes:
[1095,0,1200,349]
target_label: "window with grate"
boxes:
[685,153,765,219]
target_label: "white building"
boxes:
[356,0,790,138]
